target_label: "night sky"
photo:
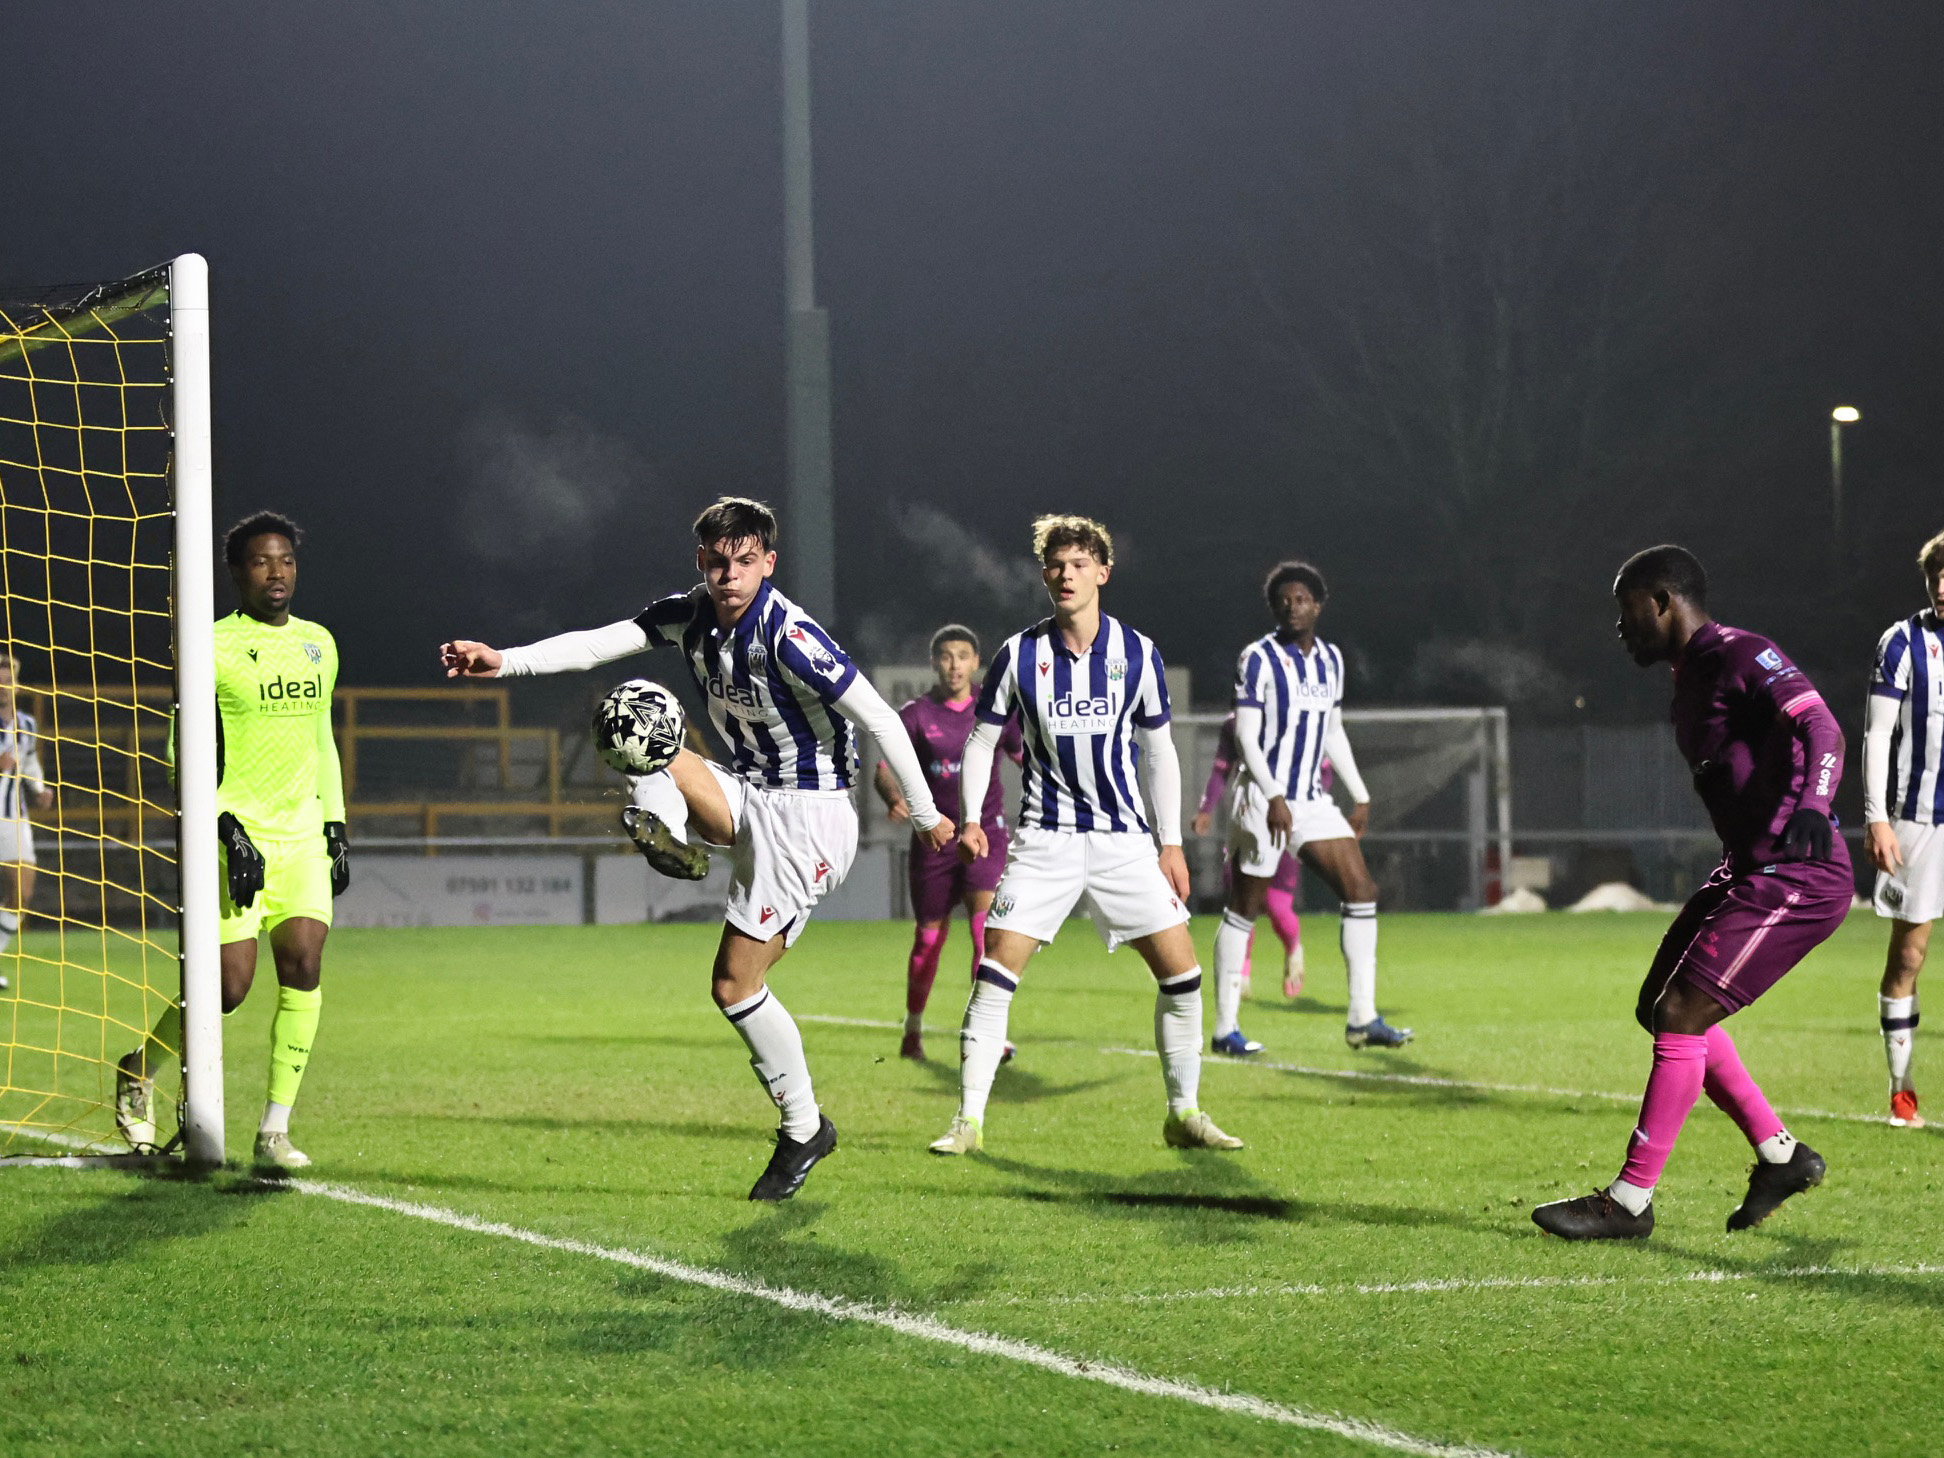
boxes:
[5,1,1940,723]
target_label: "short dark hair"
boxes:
[1613,544,1708,605]
[692,496,777,553]
[224,510,302,566]
[930,624,979,658]
[1031,513,1114,567]
[1264,560,1327,609]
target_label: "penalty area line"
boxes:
[1102,1048,1892,1126]
[289,1178,1522,1458]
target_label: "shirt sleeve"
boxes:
[975,641,1016,726]
[1132,642,1171,728]
[1233,645,1266,711]
[1745,642,1844,816]
[773,618,858,705]
[633,588,703,649]
[1872,623,1913,701]
[316,638,347,823]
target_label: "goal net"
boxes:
[1176,707,1511,911]
[0,256,221,1165]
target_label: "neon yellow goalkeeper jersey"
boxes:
[213,611,345,840]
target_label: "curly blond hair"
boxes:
[1031,513,1114,567]
[1919,528,1944,581]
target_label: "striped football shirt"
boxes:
[1872,609,1944,824]
[975,614,1170,833]
[1232,632,1344,803]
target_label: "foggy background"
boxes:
[4,0,1940,751]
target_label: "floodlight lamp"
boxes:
[1832,406,1860,423]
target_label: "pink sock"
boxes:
[907,925,948,1016]
[1242,927,1255,981]
[1702,1024,1784,1147]
[1618,1032,1707,1190]
[1264,886,1302,953]
[968,910,989,979]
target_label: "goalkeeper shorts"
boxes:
[220,832,334,944]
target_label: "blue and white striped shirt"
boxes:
[975,615,1170,833]
[636,582,860,792]
[0,712,44,821]
[1872,609,1944,824]
[1232,633,1344,803]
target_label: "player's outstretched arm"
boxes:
[834,678,951,849]
[441,618,652,680]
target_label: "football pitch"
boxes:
[2,911,1937,1457]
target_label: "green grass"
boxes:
[1,911,1938,1457]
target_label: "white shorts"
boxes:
[0,818,36,866]
[1874,819,1944,924]
[1226,780,1353,879]
[986,826,1189,951]
[710,767,858,949]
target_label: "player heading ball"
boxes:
[440,497,952,1202]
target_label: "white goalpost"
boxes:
[0,253,223,1167]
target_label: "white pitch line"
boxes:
[1102,1048,1893,1127]
[290,1179,1520,1458]
[797,1014,911,1030]
[955,1260,1944,1308]
[0,1121,119,1154]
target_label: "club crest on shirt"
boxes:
[1106,658,1127,682]
[747,641,768,673]
[1755,648,1783,671]
[302,641,323,664]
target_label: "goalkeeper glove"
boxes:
[217,812,265,908]
[1780,808,1834,862]
[325,821,351,897]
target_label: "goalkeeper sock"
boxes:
[722,987,820,1141]
[629,770,692,845]
[265,985,322,1112]
[0,907,16,954]
[137,1001,183,1079]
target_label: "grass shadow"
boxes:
[0,1168,254,1277]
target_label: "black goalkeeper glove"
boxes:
[324,821,351,897]
[1780,808,1834,862]
[217,811,265,909]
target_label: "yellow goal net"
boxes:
[0,257,222,1165]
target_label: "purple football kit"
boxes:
[1647,622,1852,1014]
[898,692,1022,922]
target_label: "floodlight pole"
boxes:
[782,0,837,627]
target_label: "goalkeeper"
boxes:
[118,512,349,1169]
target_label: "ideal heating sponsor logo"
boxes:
[705,674,769,721]
[256,674,327,714]
[1043,687,1123,735]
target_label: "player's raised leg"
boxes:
[623,747,736,879]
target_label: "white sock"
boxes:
[1882,994,1918,1093]
[629,769,692,844]
[903,1010,922,1036]
[1155,967,1204,1116]
[957,962,1017,1125]
[722,987,819,1141]
[1606,1177,1653,1215]
[259,1101,291,1136]
[1341,902,1378,1026]
[1756,1128,1797,1164]
[1212,911,1251,1038]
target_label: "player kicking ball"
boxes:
[872,625,1024,1061]
[1213,562,1408,1055]
[441,497,951,1201]
[119,513,349,1170]
[1534,546,1845,1240]
[929,514,1242,1157]
[0,654,52,995]
[1860,527,1944,1128]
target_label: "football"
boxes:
[592,679,686,775]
